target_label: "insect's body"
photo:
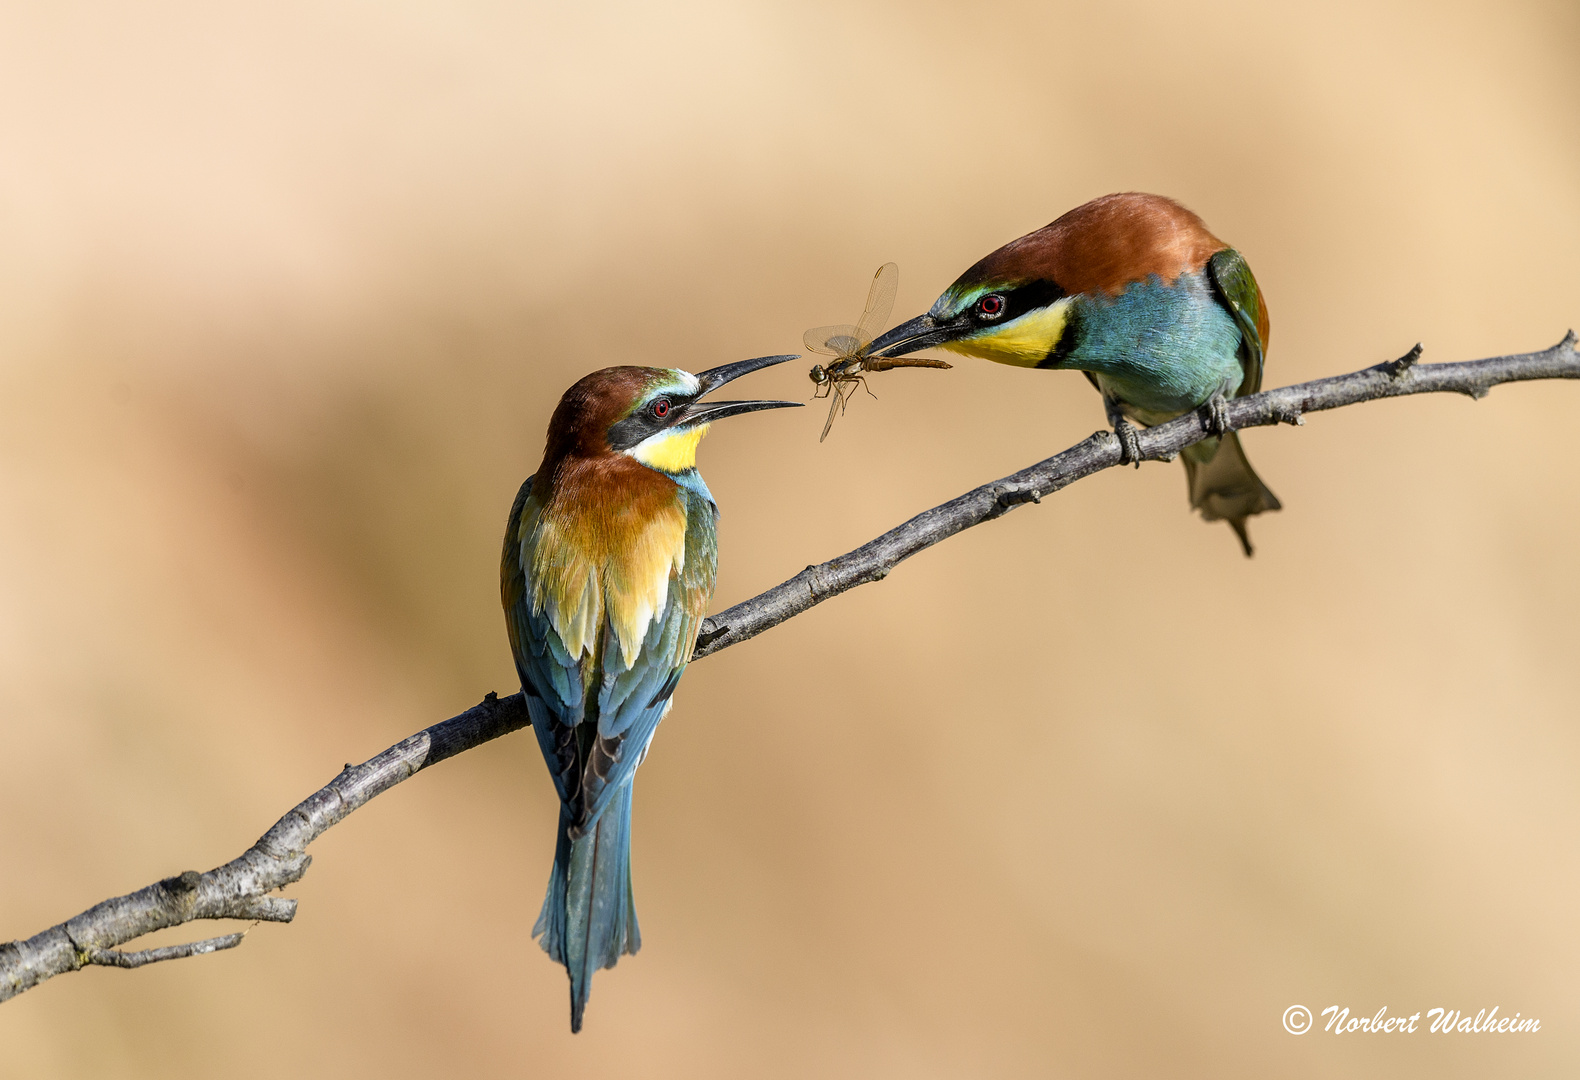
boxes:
[804,262,951,440]
[809,355,866,393]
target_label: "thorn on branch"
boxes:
[1384,343,1423,378]
[994,486,1042,510]
[90,933,246,969]
[1272,402,1306,426]
[693,618,727,653]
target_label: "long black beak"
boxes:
[866,313,965,359]
[683,397,802,423]
[695,353,801,393]
[687,353,803,423]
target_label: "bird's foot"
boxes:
[1202,393,1232,437]
[1112,418,1143,467]
[1103,395,1143,467]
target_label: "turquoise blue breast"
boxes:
[1055,270,1245,424]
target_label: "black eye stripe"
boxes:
[971,280,1065,325]
[606,390,702,451]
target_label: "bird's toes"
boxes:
[1202,393,1232,437]
[1113,420,1143,467]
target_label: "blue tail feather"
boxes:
[531,807,572,964]
[534,783,640,1033]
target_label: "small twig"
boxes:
[1383,342,1424,378]
[3,332,1577,1003]
[89,933,247,969]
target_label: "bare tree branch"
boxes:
[1,691,530,1002]
[3,332,1576,1003]
[692,332,1579,657]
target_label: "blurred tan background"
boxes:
[1,0,1577,1076]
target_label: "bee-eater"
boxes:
[501,354,800,1032]
[867,192,1280,555]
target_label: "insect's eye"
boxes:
[977,294,1007,319]
[650,397,671,420]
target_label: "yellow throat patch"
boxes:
[631,423,710,474]
[942,297,1073,368]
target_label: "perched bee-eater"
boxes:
[501,354,800,1031]
[867,192,1280,555]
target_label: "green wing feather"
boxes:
[1206,247,1268,397]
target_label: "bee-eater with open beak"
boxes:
[867,192,1280,555]
[501,354,801,1032]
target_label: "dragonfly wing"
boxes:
[819,388,841,441]
[854,262,898,350]
[804,323,862,355]
[819,377,864,442]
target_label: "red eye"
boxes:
[650,397,671,419]
[978,294,1006,318]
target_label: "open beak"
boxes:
[866,313,966,359]
[687,353,804,422]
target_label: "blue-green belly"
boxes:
[1057,271,1245,425]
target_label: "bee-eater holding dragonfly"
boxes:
[866,192,1280,555]
[501,354,801,1031]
